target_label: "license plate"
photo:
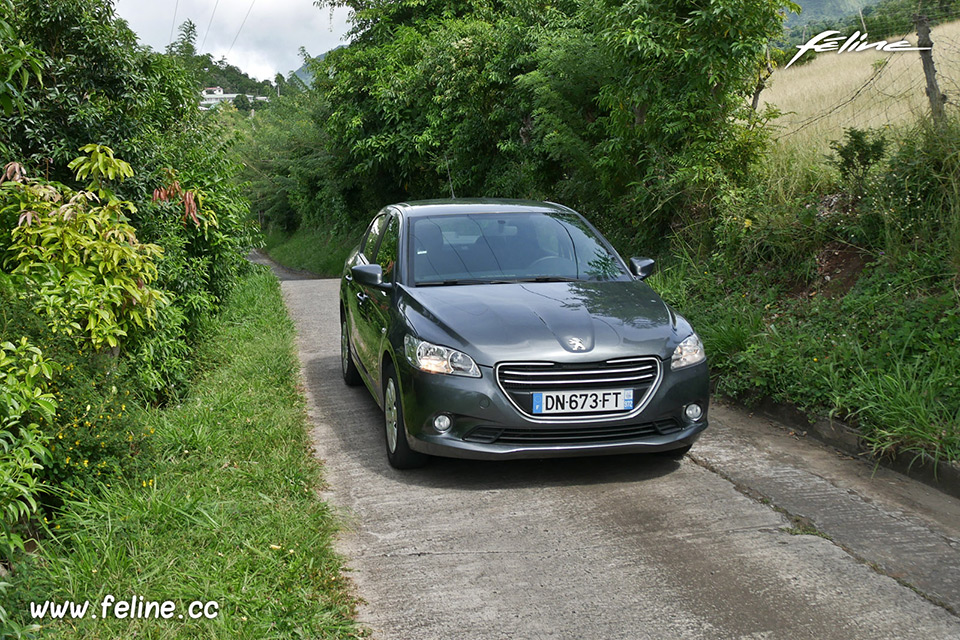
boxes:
[532,389,633,414]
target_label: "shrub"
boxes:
[828,127,887,197]
[43,362,151,494]
[0,336,58,561]
[865,117,960,265]
[3,153,167,354]
[0,274,152,497]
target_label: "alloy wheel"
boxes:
[384,377,398,454]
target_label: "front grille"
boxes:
[496,356,661,420]
[464,419,681,446]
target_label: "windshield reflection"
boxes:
[410,212,630,285]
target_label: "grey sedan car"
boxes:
[340,199,709,468]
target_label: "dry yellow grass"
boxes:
[761,19,960,153]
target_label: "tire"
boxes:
[341,316,362,386]
[382,364,428,469]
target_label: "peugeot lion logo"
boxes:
[567,337,586,351]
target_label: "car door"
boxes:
[347,212,388,378]
[356,213,400,390]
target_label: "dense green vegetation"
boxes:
[263,229,353,276]
[651,117,960,464]
[11,270,360,639]
[0,1,360,636]
[245,0,794,255]
[245,1,959,467]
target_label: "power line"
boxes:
[168,0,180,46]
[227,0,257,57]
[200,0,222,52]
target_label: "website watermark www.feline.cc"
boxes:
[30,595,219,620]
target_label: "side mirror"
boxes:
[629,257,656,280]
[352,264,387,287]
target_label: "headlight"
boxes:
[404,335,481,377]
[671,333,706,370]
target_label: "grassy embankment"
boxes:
[14,269,361,639]
[653,20,960,465]
[262,229,353,277]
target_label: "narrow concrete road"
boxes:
[274,270,960,640]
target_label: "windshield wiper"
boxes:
[418,279,513,286]
[418,276,579,286]
[518,276,580,283]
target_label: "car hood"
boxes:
[399,281,688,366]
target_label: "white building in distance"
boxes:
[199,87,268,110]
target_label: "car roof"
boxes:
[389,198,578,218]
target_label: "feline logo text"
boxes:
[786,30,931,69]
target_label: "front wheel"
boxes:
[383,365,428,469]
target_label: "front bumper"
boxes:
[398,358,709,460]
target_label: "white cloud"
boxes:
[114,0,353,81]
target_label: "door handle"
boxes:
[356,291,368,303]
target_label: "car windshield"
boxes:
[410,212,631,285]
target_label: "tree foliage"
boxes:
[0,3,256,614]
[246,0,795,252]
[5,150,166,352]
[2,0,197,177]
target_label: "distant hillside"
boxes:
[167,20,273,96]
[293,61,313,87]
[289,47,346,88]
[198,56,273,95]
[787,0,880,27]
[780,0,960,53]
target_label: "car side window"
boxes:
[361,214,388,260]
[372,215,399,282]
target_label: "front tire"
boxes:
[383,364,427,469]
[341,317,362,386]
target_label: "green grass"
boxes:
[645,109,960,468]
[263,229,354,277]
[11,268,362,639]
[651,249,960,466]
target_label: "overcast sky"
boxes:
[114,0,353,82]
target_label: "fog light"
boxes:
[433,414,452,432]
[684,403,703,421]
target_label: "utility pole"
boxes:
[915,14,947,125]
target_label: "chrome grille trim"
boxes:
[501,364,656,377]
[495,357,663,423]
[499,374,655,386]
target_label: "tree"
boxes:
[261,0,796,253]
[233,93,251,112]
[5,0,196,176]
[166,19,198,59]
[0,0,44,120]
